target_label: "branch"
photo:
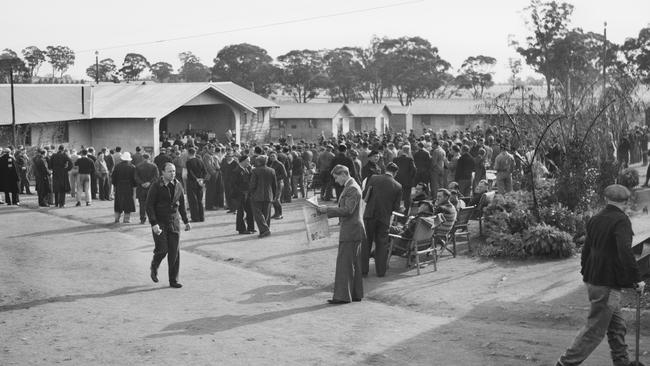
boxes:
[581,99,617,146]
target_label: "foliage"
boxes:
[373,36,451,106]
[521,224,575,258]
[177,52,210,82]
[119,53,149,81]
[86,58,118,82]
[0,49,31,83]
[212,43,278,96]
[149,62,173,83]
[277,49,327,103]
[514,0,574,97]
[480,189,579,258]
[621,27,650,84]
[45,45,75,78]
[21,46,46,77]
[455,55,496,98]
[323,47,364,103]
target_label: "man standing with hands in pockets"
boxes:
[146,162,191,289]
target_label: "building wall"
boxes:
[163,104,235,142]
[240,107,273,143]
[68,120,92,148]
[270,118,331,141]
[391,114,407,133]
[412,114,485,133]
[91,118,155,153]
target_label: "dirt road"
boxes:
[1,193,648,365]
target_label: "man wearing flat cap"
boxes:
[557,184,644,366]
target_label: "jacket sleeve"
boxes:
[145,183,159,226]
[178,188,189,225]
[327,187,360,218]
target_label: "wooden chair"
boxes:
[435,206,475,257]
[388,212,442,275]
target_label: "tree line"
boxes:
[0,1,649,106]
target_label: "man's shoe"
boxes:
[272,215,283,220]
[86,202,91,206]
[140,219,146,224]
[75,201,81,207]
[238,231,253,235]
[150,267,158,283]
[327,299,349,305]
[249,229,257,233]
[258,231,271,238]
[169,282,183,288]
[352,298,362,302]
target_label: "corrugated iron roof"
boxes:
[0,85,91,125]
[345,103,390,118]
[0,82,278,125]
[409,99,492,115]
[272,103,346,119]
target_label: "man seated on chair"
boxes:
[433,188,457,241]
[469,179,489,206]
[411,181,430,204]
[390,200,435,239]
[449,189,466,211]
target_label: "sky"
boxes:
[3,0,649,83]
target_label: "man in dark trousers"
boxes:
[15,146,31,195]
[250,155,277,238]
[455,144,475,197]
[135,154,159,224]
[222,152,237,213]
[330,144,357,201]
[361,162,402,277]
[202,144,221,211]
[50,145,72,208]
[268,151,287,219]
[393,145,417,211]
[146,162,191,289]
[413,142,431,190]
[232,155,255,234]
[32,148,51,207]
[185,147,207,222]
[0,148,20,205]
[317,145,335,200]
[557,184,644,366]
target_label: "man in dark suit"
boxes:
[231,155,255,234]
[268,151,287,219]
[185,147,207,222]
[50,145,72,208]
[393,145,417,211]
[250,155,277,238]
[316,165,364,304]
[329,144,357,200]
[32,148,51,207]
[135,154,159,224]
[146,162,191,289]
[455,144,475,197]
[361,162,402,277]
[0,148,20,205]
[202,144,221,211]
[557,184,644,366]
[413,142,431,190]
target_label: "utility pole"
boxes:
[9,62,16,147]
[95,51,99,84]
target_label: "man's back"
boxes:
[363,174,402,224]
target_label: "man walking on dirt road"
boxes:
[557,184,645,366]
[146,162,191,289]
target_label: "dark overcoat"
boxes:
[111,161,137,213]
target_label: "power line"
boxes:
[78,0,424,54]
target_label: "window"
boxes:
[257,109,264,123]
[291,124,297,129]
[354,118,362,131]
[279,120,286,128]
[421,116,431,126]
[308,119,315,128]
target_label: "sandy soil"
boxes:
[2,172,650,365]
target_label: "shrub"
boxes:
[618,168,639,190]
[521,224,575,258]
[538,203,587,243]
[479,232,525,258]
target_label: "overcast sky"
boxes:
[3,0,649,83]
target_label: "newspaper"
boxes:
[303,196,330,244]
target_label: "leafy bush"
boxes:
[481,189,582,258]
[618,168,639,190]
[521,224,575,258]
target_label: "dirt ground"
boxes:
[2,166,650,365]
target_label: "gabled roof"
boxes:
[345,103,391,118]
[0,85,91,125]
[387,105,409,114]
[0,82,278,125]
[409,99,492,115]
[93,82,278,119]
[272,103,347,119]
